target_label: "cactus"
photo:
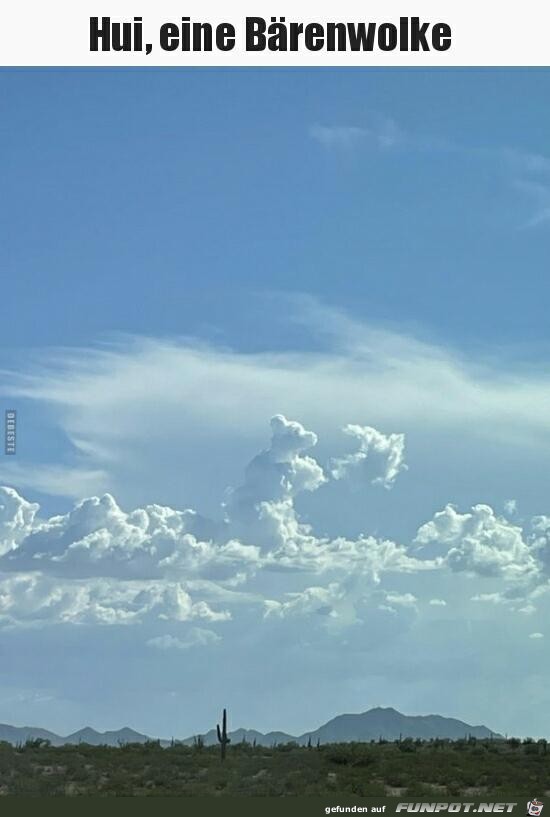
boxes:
[216,708,231,761]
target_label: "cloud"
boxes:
[504,499,518,517]
[2,404,550,634]
[224,414,326,550]
[1,491,239,581]
[5,303,550,643]
[471,592,508,604]
[378,590,418,615]
[0,487,38,556]
[0,413,428,628]
[310,118,400,150]
[385,591,417,607]
[264,582,345,619]
[529,632,544,639]
[330,424,407,489]
[0,573,230,628]
[5,300,550,524]
[429,598,446,606]
[0,463,109,501]
[415,503,540,582]
[309,117,550,229]
[146,628,221,651]
[485,147,550,228]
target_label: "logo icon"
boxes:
[527,800,544,817]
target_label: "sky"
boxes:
[1,68,550,740]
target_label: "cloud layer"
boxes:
[3,306,550,737]
[1,410,549,639]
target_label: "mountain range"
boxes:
[0,707,500,747]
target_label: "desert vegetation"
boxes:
[0,735,549,796]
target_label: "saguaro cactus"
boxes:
[216,708,231,761]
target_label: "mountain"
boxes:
[0,723,153,747]
[179,727,295,747]
[0,724,61,745]
[0,707,500,748]
[182,707,499,746]
[64,727,152,746]
[297,707,498,743]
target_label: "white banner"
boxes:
[0,0,548,66]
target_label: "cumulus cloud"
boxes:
[0,573,230,628]
[385,591,417,607]
[415,504,540,582]
[0,414,428,628]
[378,590,418,615]
[2,409,550,636]
[2,492,250,581]
[0,487,38,556]
[224,414,326,551]
[330,424,407,489]
[264,582,345,619]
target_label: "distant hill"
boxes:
[183,707,499,746]
[297,707,499,744]
[0,724,61,746]
[64,727,152,746]
[179,727,295,747]
[0,723,152,747]
[0,707,500,748]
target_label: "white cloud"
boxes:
[310,118,400,150]
[0,409,439,630]
[0,487,38,556]
[385,591,417,607]
[2,407,549,632]
[378,590,418,615]
[224,413,326,551]
[529,632,544,639]
[0,573,230,628]
[330,424,407,489]
[2,492,235,581]
[429,598,446,606]
[504,499,518,517]
[264,582,345,619]
[471,592,508,604]
[0,463,109,501]
[0,413,427,628]
[5,301,550,522]
[415,504,539,582]
[4,315,550,638]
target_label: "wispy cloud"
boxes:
[147,629,221,651]
[310,116,401,150]
[310,117,550,228]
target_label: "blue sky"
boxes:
[1,68,550,740]
[2,68,550,353]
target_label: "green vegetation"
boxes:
[0,736,549,796]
